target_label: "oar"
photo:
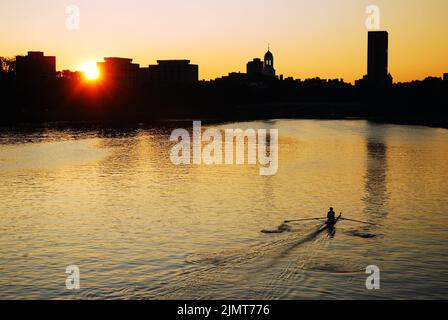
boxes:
[284,217,326,223]
[341,217,376,226]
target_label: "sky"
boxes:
[1,0,447,82]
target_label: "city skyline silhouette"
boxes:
[1,0,447,82]
[4,30,445,86]
[1,5,447,128]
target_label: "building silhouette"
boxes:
[16,51,56,82]
[146,60,198,84]
[245,47,277,81]
[366,31,392,87]
[247,58,264,77]
[218,72,248,83]
[97,57,140,86]
[263,47,276,77]
[444,73,448,82]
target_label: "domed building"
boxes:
[263,46,276,77]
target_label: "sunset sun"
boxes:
[79,61,100,80]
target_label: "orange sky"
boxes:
[1,0,447,83]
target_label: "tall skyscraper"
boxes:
[367,31,391,87]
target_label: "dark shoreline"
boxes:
[2,72,447,131]
[1,113,447,131]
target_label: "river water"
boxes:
[0,119,447,299]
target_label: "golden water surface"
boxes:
[0,120,447,299]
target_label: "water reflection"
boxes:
[260,121,277,212]
[363,125,389,222]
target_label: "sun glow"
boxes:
[79,61,100,80]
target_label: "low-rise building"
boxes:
[247,58,263,77]
[97,57,140,86]
[16,51,56,82]
[147,60,198,84]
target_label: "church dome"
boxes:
[264,50,273,60]
[263,46,276,77]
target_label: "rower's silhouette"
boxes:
[327,207,336,223]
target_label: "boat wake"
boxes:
[156,223,346,299]
[345,229,381,238]
[261,223,293,234]
[83,222,366,299]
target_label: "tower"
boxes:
[367,31,391,87]
[263,45,276,77]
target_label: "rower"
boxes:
[327,208,342,225]
[327,207,336,224]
